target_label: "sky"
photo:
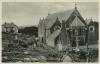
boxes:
[2,2,98,26]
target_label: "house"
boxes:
[2,22,18,40]
[2,22,19,50]
[38,7,98,51]
[2,22,18,33]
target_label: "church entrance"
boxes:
[68,26,86,48]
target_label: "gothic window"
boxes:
[81,28,85,35]
[69,29,73,36]
[42,37,44,43]
[89,26,95,32]
[79,28,81,35]
[75,29,78,35]
[54,26,60,31]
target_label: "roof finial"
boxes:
[56,17,59,21]
[91,17,93,22]
[74,0,77,9]
[48,13,50,16]
[57,17,59,19]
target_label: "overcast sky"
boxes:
[2,2,98,26]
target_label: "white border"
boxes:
[0,0,99,64]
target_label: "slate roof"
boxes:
[85,19,90,25]
[47,29,61,40]
[65,8,87,26]
[70,16,85,26]
[44,7,87,29]
[44,9,74,29]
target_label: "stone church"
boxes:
[38,7,98,51]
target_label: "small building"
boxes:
[2,22,18,33]
[2,22,19,50]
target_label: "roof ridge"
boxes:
[44,8,75,29]
[47,9,74,18]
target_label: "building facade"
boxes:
[2,22,19,42]
[2,22,19,50]
[38,7,98,51]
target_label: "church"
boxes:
[38,6,98,51]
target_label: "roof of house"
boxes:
[2,22,18,28]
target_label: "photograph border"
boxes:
[0,0,99,64]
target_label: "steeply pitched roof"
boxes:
[47,29,61,40]
[44,9,74,29]
[70,16,85,26]
[65,8,87,26]
[85,19,91,25]
[44,7,87,29]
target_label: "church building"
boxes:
[38,6,98,51]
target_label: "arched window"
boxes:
[42,37,43,43]
[89,26,95,32]
[54,26,60,31]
